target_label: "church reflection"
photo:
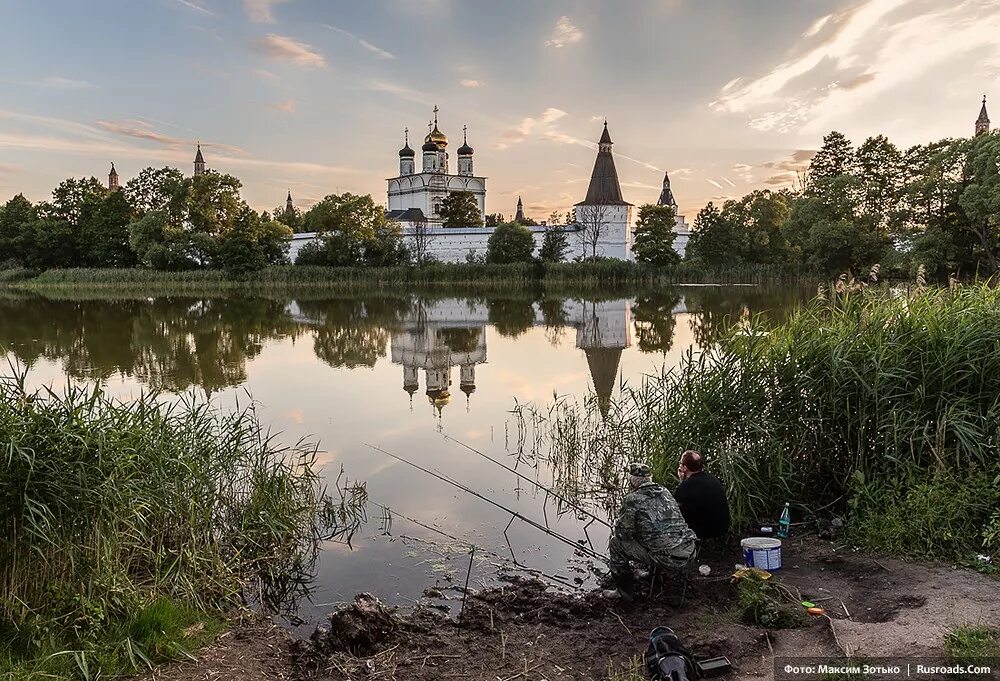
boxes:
[389,299,632,417]
[0,287,808,404]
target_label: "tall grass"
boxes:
[513,284,1000,562]
[0,372,347,677]
[4,261,804,295]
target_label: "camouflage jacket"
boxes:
[613,482,696,556]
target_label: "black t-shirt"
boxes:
[673,471,730,539]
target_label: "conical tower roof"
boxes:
[577,121,630,206]
[194,143,205,163]
[584,347,622,418]
[657,171,677,209]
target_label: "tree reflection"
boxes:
[631,290,682,354]
[295,297,411,370]
[0,294,301,393]
[487,297,536,338]
[684,285,809,348]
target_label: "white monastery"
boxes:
[104,98,993,265]
[287,109,692,263]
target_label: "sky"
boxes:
[1,0,997,221]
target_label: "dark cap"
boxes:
[627,462,651,477]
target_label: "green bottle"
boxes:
[777,502,791,539]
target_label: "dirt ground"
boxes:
[143,536,1000,681]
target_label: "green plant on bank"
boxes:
[0,372,349,679]
[944,626,1000,658]
[605,656,646,681]
[734,573,806,629]
[0,260,807,296]
[511,280,1000,563]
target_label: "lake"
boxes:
[0,284,810,629]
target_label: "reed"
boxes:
[513,283,1000,562]
[3,260,805,295]
[0,372,346,677]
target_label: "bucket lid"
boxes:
[741,537,781,549]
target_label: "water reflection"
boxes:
[0,284,811,626]
[0,286,806,402]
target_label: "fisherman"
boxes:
[605,463,697,600]
[673,450,730,540]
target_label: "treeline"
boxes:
[686,129,1000,278]
[0,168,295,276]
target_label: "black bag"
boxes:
[644,626,696,681]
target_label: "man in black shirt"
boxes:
[673,450,730,540]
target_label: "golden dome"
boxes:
[426,389,451,406]
[426,124,448,147]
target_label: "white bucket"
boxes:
[741,537,782,571]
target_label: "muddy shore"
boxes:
[143,537,999,680]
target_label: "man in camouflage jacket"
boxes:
[607,463,697,599]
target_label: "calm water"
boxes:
[0,285,808,628]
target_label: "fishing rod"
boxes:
[441,434,613,530]
[365,443,609,562]
[367,499,582,591]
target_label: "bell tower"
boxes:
[194,142,206,176]
[976,95,991,136]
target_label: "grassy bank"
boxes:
[514,283,1000,564]
[0,375,341,679]
[1,261,802,294]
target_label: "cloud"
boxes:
[255,68,278,80]
[495,108,568,149]
[96,119,245,154]
[460,79,482,88]
[35,76,94,90]
[721,176,736,187]
[706,178,724,189]
[545,16,583,48]
[367,80,434,105]
[835,72,877,91]
[173,0,214,16]
[711,0,1000,135]
[0,121,351,177]
[274,99,295,112]
[253,34,326,68]
[732,163,754,182]
[760,149,816,172]
[760,149,817,187]
[323,24,395,59]
[244,0,290,23]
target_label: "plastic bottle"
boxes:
[777,502,791,539]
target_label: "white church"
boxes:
[288,109,691,263]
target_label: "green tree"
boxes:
[44,177,107,227]
[958,131,1000,273]
[0,194,36,265]
[484,212,504,227]
[538,225,569,262]
[81,190,137,268]
[856,135,904,237]
[16,217,79,269]
[439,191,482,228]
[298,193,398,267]
[366,218,407,266]
[685,202,740,266]
[128,210,195,270]
[274,203,305,233]
[631,204,680,266]
[486,222,534,264]
[123,167,186,218]
[809,131,855,181]
[185,171,244,267]
[220,207,267,276]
